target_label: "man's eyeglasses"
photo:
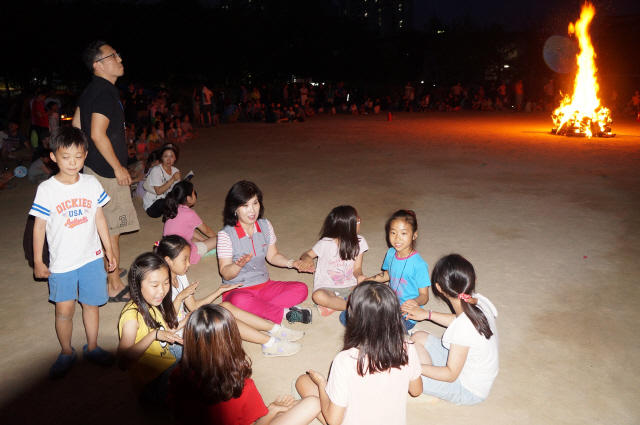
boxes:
[95,52,121,62]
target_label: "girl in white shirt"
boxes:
[404,254,499,405]
[296,282,423,425]
[299,205,367,318]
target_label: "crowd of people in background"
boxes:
[1,77,639,191]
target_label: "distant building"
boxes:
[329,0,414,36]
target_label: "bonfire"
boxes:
[551,3,615,138]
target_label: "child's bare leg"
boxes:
[236,318,270,344]
[410,331,433,365]
[312,289,348,311]
[295,375,326,425]
[221,301,274,333]
[271,396,321,425]
[202,236,217,252]
[81,304,100,351]
[55,300,76,355]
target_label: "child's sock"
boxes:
[262,336,276,347]
[282,308,290,316]
[269,324,282,335]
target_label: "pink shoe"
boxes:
[316,305,337,317]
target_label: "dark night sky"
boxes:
[413,0,640,31]
[200,0,640,31]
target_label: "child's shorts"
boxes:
[420,334,485,405]
[48,258,108,306]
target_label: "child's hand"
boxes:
[217,283,243,294]
[293,259,315,273]
[234,253,253,268]
[402,299,419,310]
[307,369,327,388]
[268,395,295,414]
[34,262,51,279]
[156,329,183,345]
[401,304,429,321]
[179,281,199,299]
[298,257,314,271]
[106,251,117,273]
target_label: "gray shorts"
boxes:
[314,286,353,301]
[421,334,485,405]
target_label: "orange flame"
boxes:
[552,3,613,138]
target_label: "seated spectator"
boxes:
[180,115,198,139]
[494,97,504,111]
[419,96,430,112]
[135,127,148,159]
[533,100,543,111]
[2,120,32,167]
[481,98,493,111]
[147,125,163,151]
[28,149,53,184]
[285,106,296,122]
[294,102,306,122]
[304,100,315,117]
[471,95,481,110]
[373,98,381,114]
[224,101,240,123]
[154,120,165,140]
[169,104,182,120]
[350,103,359,115]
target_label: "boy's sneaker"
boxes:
[83,345,116,367]
[269,325,305,342]
[316,304,337,317]
[285,306,312,325]
[49,347,77,379]
[262,339,301,357]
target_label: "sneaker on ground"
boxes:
[262,339,302,357]
[285,306,312,325]
[49,347,77,379]
[270,325,305,342]
[316,304,337,317]
[83,344,116,367]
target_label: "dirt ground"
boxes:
[1,112,639,424]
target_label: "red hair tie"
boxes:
[458,293,471,302]
[154,241,160,247]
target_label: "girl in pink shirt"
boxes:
[163,181,216,265]
[296,282,423,425]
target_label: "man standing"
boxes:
[72,41,139,302]
[515,79,524,112]
[201,85,213,127]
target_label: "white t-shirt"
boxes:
[217,219,277,258]
[143,165,179,210]
[170,274,190,337]
[442,294,499,399]
[311,237,368,290]
[29,174,110,273]
[326,343,422,425]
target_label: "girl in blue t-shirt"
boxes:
[365,210,430,331]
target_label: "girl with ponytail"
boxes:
[163,180,217,265]
[403,254,499,405]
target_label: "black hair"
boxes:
[145,150,161,173]
[158,143,179,161]
[222,181,264,227]
[124,252,178,330]
[83,40,108,71]
[431,254,493,340]
[49,126,89,153]
[47,101,57,109]
[319,205,360,261]
[38,149,52,158]
[163,181,194,222]
[8,119,19,126]
[385,210,418,250]
[136,126,147,139]
[154,235,191,262]
[343,281,409,376]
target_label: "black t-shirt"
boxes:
[78,75,127,178]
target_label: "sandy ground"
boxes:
[1,112,639,424]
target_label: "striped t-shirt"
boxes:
[29,174,110,273]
